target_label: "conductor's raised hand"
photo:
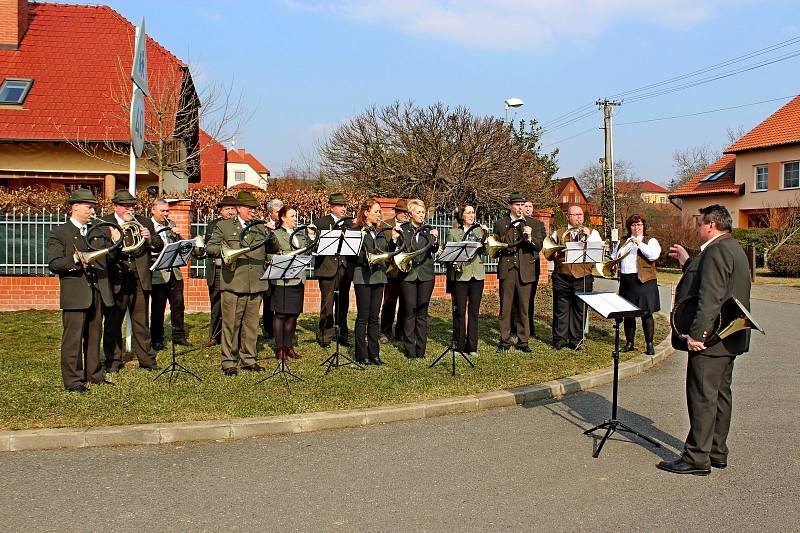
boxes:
[668,244,690,266]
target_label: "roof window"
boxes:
[0,78,33,105]
[699,170,728,183]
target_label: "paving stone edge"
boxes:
[0,333,675,453]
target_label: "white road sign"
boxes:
[131,18,149,96]
[130,87,145,157]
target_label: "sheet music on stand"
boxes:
[261,255,313,280]
[316,229,364,257]
[150,240,194,271]
[437,241,481,263]
[565,241,604,264]
[577,292,642,319]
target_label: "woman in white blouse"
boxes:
[615,214,661,355]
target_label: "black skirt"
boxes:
[619,273,660,315]
[271,283,304,315]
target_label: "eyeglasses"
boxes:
[630,222,644,227]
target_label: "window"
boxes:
[699,170,728,183]
[562,195,567,203]
[234,171,245,182]
[0,78,33,105]
[754,165,768,191]
[783,161,799,189]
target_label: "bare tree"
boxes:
[577,159,637,198]
[55,59,251,194]
[669,143,716,191]
[319,101,558,213]
[762,194,800,265]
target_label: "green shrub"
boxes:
[766,244,800,276]
[732,228,800,267]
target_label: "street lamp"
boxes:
[504,97,524,123]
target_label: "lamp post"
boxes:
[504,97,524,123]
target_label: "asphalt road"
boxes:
[1,285,797,532]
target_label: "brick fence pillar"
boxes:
[532,208,553,285]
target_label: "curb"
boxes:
[0,334,676,453]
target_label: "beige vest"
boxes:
[554,226,593,279]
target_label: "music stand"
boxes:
[565,241,604,347]
[256,254,313,393]
[577,292,662,458]
[429,241,481,375]
[151,240,202,384]
[316,228,364,374]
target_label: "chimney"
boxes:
[0,0,28,50]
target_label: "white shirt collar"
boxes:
[70,217,85,230]
[114,213,126,225]
[700,232,724,252]
[237,216,247,227]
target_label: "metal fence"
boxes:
[2,209,499,277]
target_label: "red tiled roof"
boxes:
[227,148,270,175]
[669,154,743,198]
[229,183,261,191]
[0,3,188,142]
[193,129,226,188]
[615,180,669,194]
[725,95,800,153]
[551,177,588,203]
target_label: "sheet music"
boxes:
[565,241,604,264]
[577,292,639,318]
[437,242,480,263]
[261,254,313,280]
[150,239,194,271]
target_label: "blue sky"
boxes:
[96,0,800,184]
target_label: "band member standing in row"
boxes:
[270,205,314,362]
[616,214,661,356]
[204,195,238,347]
[47,189,115,392]
[150,198,190,351]
[262,198,284,341]
[313,192,353,348]
[446,203,488,358]
[551,205,601,350]
[395,199,438,358]
[494,192,545,353]
[658,204,751,476]
[206,191,273,376]
[379,198,410,344]
[352,199,392,365]
[102,189,162,372]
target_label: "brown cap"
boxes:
[393,198,409,212]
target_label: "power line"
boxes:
[616,94,797,125]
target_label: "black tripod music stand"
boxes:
[316,227,364,374]
[429,241,481,376]
[255,254,312,393]
[577,292,661,458]
[151,240,202,384]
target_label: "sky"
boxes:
[90,0,800,184]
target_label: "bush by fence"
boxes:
[766,244,800,276]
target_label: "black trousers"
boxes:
[208,269,222,343]
[684,353,736,469]
[354,283,384,360]
[61,289,104,389]
[452,279,483,353]
[400,279,435,356]
[380,277,404,339]
[499,271,533,348]
[552,272,593,348]
[150,277,186,344]
[104,269,158,370]
[510,279,540,338]
[262,289,274,338]
[317,266,352,344]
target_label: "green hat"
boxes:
[328,192,347,205]
[507,191,526,204]
[111,189,137,205]
[216,195,238,208]
[235,190,259,208]
[393,198,409,212]
[67,188,98,205]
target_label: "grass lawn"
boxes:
[656,268,800,287]
[0,288,668,431]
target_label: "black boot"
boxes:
[621,341,635,353]
[645,342,655,355]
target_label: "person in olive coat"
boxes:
[47,189,115,392]
[351,198,398,365]
[204,195,239,347]
[393,199,438,358]
[446,203,488,358]
[658,204,752,476]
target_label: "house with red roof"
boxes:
[226,148,270,190]
[551,176,602,225]
[670,96,800,228]
[615,180,671,205]
[0,1,221,197]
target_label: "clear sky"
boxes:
[93,0,800,184]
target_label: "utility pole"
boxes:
[596,98,622,243]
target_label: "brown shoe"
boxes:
[286,346,302,360]
[223,367,238,377]
[275,347,287,362]
[205,338,219,348]
[241,363,265,372]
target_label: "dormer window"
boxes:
[0,78,33,104]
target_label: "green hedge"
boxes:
[732,228,800,266]
[766,244,800,276]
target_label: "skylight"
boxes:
[699,170,728,183]
[0,79,33,105]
